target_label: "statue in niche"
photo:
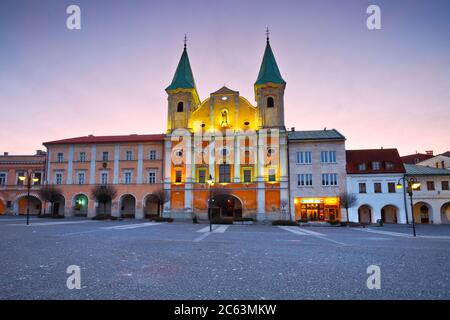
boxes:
[220,109,229,128]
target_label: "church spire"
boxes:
[255,30,285,86]
[166,36,198,93]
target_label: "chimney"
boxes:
[291,127,295,132]
[36,150,46,156]
[3,152,8,156]
[426,150,434,156]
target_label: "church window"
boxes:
[177,102,184,112]
[175,170,182,183]
[267,97,274,108]
[219,164,231,183]
[197,169,207,183]
[243,168,252,183]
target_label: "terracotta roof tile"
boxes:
[44,134,164,146]
[346,149,405,174]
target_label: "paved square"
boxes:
[0,216,449,299]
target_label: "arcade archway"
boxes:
[211,194,243,219]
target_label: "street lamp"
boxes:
[397,177,421,237]
[206,174,214,232]
[18,171,40,225]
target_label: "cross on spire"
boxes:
[184,34,187,49]
[266,27,270,43]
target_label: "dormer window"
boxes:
[372,161,381,170]
[358,163,366,171]
[267,97,274,108]
[385,162,394,170]
[177,102,184,112]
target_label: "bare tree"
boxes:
[39,185,63,216]
[91,185,117,215]
[151,188,168,215]
[339,191,358,222]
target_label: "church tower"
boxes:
[254,31,286,130]
[166,40,200,133]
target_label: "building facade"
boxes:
[288,129,346,221]
[416,153,450,170]
[403,164,450,224]
[162,38,289,221]
[2,36,449,224]
[346,149,406,224]
[0,151,46,215]
[43,134,164,218]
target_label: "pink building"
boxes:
[43,134,165,218]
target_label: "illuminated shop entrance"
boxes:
[294,197,340,221]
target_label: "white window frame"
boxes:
[372,161,381,170]
[79,152,86,162]
[149,150,157,160]
[321,173,338,186]
[123,171,133,184]
[55,172,63,185]
[102,152,109,162]
[320,151,337,163]
[297,174,313,186]
[0,172,7,185]
[125,151,133,161]
[100,171,108,185]
[77,171,86,185]
[296,151,312,164]
[148,170,156,184]
[57,153,64,163]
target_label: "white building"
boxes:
[403,164,450,224]
[346,149,407,224]
[288,129,347,221]
[416,152,450,170]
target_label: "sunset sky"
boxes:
[1,0,449,155]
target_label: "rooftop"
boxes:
[44,134,165,146]
[288,129,345,141]
[404,164,450,176]
[401,153,434,164]
[346,148,405,174]
[211,86,239,96]
[255,41,285,86]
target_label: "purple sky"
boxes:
[1,0,449,155]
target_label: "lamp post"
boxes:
[397,177,421,237]
[206,174,214,232]
[18,171,40,225]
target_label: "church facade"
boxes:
[163,38,289,221]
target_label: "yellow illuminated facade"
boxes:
[162,39,289,221]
